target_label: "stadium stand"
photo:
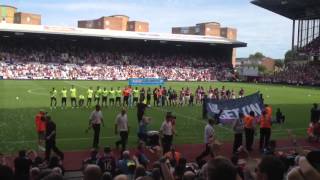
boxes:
[0,25,239,81]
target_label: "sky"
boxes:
[1,0,293,59]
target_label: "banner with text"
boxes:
[128,78,164,86]
[206,92,264,124]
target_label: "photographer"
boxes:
[160,112,176,154]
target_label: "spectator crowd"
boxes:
[0,47,234,81]
[258,62,320,86]
[1,142,320,180]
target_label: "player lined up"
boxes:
[49,85,245,108]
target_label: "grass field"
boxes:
[0,80,320,154]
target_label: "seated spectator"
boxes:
[175,158,187,179]
[164,146,182,167]
[114,174,128,180]
[83,148,100,169]
[29,167,40,180]
[117,150,136,175]
[182,171,196,180]
[288,155,320,180]
[98,147,116,176]
[48,156,65,175]
[207,156,238,180]
[135,142,150,168]
[134,165,147,179]
[41,172,64,180]
[101,172,112,180]
[14,150,32,180]
[83,164,102,180]
[0,158,14,180]
[257,155,285,180]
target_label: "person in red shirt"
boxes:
[122,87,130,106]
[35,110,46,151]
[259,111,272,151]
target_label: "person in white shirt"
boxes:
[115,108,129,152]
[160,112,175,154]
[196,119,215,162]
[88,105,104,148]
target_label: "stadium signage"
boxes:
[206,92,264,124]
[128,78,164,86]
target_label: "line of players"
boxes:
[49,85,245,108]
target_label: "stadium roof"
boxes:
[0,23,246,48]
[251,0,320,20]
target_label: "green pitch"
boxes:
[0,80,320,154]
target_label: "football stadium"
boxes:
[0,0,320,180]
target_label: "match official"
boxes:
[89,105,104,148]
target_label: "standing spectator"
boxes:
[259,111,272,151]
[196,119,215,162]
[35,110,46,151]
[311,103,319,123]
[115,108,129,152]
[88,105,104,148]
[244,111,256,151]
[160,112,175,154]
[232,113,245,154]
[45,116,64,161]
[14,150,32,180]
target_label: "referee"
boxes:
[89,105,104,148]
